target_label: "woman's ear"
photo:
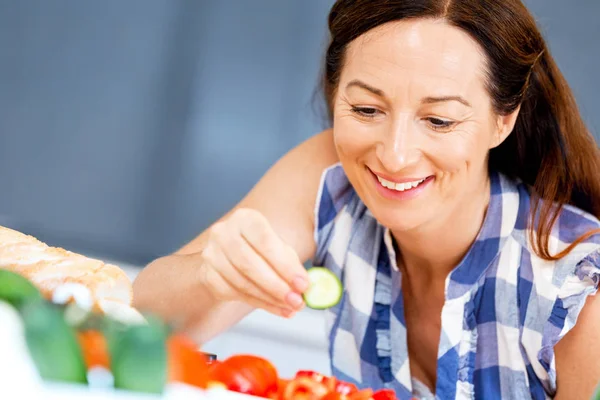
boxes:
[490,105,521,149]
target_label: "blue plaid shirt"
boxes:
[313,163,600,400]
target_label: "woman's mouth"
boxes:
[370,170,434,200]
[376,176,426,192]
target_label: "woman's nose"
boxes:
[375,120,420,172]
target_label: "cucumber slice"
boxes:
[303,267,342,310]
[593,382,600,400]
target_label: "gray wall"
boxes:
[0,0,597,265]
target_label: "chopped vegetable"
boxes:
[21,298,87,384]
[593,383,600,400]
[77,329,110,369]
[167,333,210,388]
[107,319,168,394]
[8,269,396,399]
[0,270,42,309]
[303,267,343,310]
[292,370,363,400]
[372,389,398,400]
[348,389,374,400]
[334,380,359,396]
[209,354,279,397]
[283,376,330,400]
[295,370,337,392]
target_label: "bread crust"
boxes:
[0,226,133,307]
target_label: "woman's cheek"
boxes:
[433,127,488,170]
[333,125,376,159]
[425,138,471,174]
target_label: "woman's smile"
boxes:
[368,167,435,201]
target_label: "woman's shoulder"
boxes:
[497,171,600,251]
[485,173,600,395]
[555,203,600,246]
[501,171,600,301]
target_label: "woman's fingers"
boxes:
[200,207,308,316]
[236,210,309,292]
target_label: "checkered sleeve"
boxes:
[538,247,600,393]
[312,163,354,265]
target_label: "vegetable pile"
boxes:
[0,269,211,393]
[0,269,402,399]
[209,363,401,400]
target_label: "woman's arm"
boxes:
[554,292,600,399]
[132,130,338,343]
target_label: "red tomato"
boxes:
[209,355,279,397]
[295,370,326,381]
[295,370,337,392]
[283,377,331,400]
[372,389,398,400]
[167,334,210,388]
[268,379,290,400]
[321,392,343,400]
[347,389,374,400]
[334,381,359,396]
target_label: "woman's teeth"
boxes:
[377,176,426,191]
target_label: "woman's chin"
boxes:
[371,210,428,235]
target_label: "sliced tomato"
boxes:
[334,380,359,396]
[321,392,343,400]
[348,389,374,400]
[209,355,279,397]
[283,376,331,400]
[295,370,337,392]
[295,370,324,379]
[167,334,210,388]
[77,329,110,369]
[267,378,290,400]
[372,389,398,400]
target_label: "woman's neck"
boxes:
[392,177,491,287]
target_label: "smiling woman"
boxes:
[133,1,600,399]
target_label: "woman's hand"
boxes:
[133,130,338,342]
[199,208,309,317]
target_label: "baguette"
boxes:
[0,226,133,309]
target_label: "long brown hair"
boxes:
[321,0,600,261]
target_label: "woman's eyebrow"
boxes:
[345,79,472,108]
[421,95,472,108]
[345,79,386,98]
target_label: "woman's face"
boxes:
[333,18,516,233]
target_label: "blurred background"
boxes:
[0,0,598,377]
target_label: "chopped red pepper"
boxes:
[372,389,398,400]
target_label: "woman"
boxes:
[133,0,600,398]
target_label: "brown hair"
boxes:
[323,0,600,260]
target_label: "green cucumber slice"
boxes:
[593,381,600,400]
[303,267,342,310]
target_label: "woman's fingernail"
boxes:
[292,276,308,292]
[285,292,304,308]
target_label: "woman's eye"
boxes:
[350,106,380,118]
[426,117,455,131]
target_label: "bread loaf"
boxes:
[0,226,133,309]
